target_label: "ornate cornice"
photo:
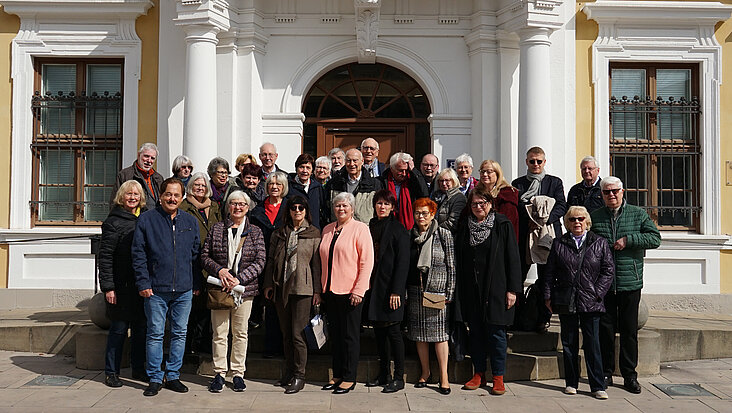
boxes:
[354,0,380,64]
[496,0,562,33]
[0,0,153,19]
[583,0,732,26]
[175,0,230,33]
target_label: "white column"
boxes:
[466,34,500,163]
[183,24,220,171]
[518,27,553,160]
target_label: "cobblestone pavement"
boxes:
[0,351,730,412]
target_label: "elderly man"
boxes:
[259,142,286,180]
[590,176,660,394]
[361,138,386,178]
[417,153,439,194]
[512,146,567,332]
[379,152,427,229]
[326,148,382,224]
[112,143,164,205]
[568,156,604,213]
[132,178,201,397]
[328,147,346,174]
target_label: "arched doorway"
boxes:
[302,63,431,163]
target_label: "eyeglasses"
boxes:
[528,159,544,165]
[361,146,378,151]
[180,165,193,170]
[289,205,306,212]
[421,163,438,169]
[414,211,431,217]
[602,188,622,196]
[230,202,248,208]
[568,216,585,222]
[471,201,488,209]
[581,166,597,171]
[479,169,495,175]
[214,170,229,176]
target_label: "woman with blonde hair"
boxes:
[430,168,467,233]
[475,159,519,240]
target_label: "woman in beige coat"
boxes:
[263,195,322,394]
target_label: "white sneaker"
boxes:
[564,386,577,395]
[594,390,609,399]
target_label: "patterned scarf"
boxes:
[519,170,546,203]
[283,223,308,285]
[468,212,495,246]
[412,220,438,273]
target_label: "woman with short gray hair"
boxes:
[431,168,466,233]
[314,156,332,185]
[207,157,236,213]
[172,155,194,188]
[455,153,476,195]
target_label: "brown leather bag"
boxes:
[206,233,247,310]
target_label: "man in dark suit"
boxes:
[361,137,386,178]
[567,156,604,213]
[512,146,567,332]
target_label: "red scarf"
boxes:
[135,162,156,196]
[387,171,413,229]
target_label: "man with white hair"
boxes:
[328,148,346,174]
[568,156,604,212]
[326,148,383,224]
[360,138,385,178]
[379,152,428,229]
[111,143,164,206]
[590,176,660,395]
[258,142,286,180]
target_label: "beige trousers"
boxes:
[211,297,253,377]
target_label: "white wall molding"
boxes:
[583,0,732,236]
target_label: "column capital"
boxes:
[517,27,552,47]
[182,24,220,45]
[497,0,563,34]
[175,0,230,33]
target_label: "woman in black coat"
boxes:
[543,206,614,399]
[365,190,410,393]
[455,188,522,396]
[99,180,148,388]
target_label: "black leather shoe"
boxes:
[366,375,389,387]
[322,379,342,391]
[437,385,451,395]
[604,375,614,388]
[164,379,189,393]
[143,382,163,396]
[275,375,293,387]
[131,370,150,382]
[104,374,122,388]
[624,378,642,394]
[382,379,404,393]
[333,381,356,394]
[284,377,305,394]
[414,373,432,388]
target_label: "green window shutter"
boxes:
[84,150,119,222]
[657,69,692,140]
[86,65,122,136]
[38,149,75,221]
[611,69,646,140]
[41,64,76,135]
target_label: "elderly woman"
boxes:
[180,172,223,354]
[235,153,258,170]
[235,163,266,207]
[314,156,332,185]
[430,168,467,233]
[544,206,614,399]
[454,153,477,195]
[262,196,322,394]
[250,171,289,358]
[366,190,409,393]
[99,180,148,387]
[407,198,456,395]
[319,192,374,394]
[201,191,266,393]
[455,188,521,395]
[172,155,194,188]
[208,157,237,213]
[476,159,519,241]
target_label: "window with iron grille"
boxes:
[609,63,701,231]
[31,58,123,225]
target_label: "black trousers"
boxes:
[326,292,363,382]
[560,312,605,392]
[373,323,404,380]
[599,289,641,379]
[275,295,312,379]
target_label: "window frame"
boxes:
[31,57,124,226]
[608,62,701,231]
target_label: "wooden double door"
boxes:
[317,122,416,164]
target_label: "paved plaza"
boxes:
[0,350,730,412]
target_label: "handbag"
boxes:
[206,233,247,310]
[304,306,328,350]
[420,272,446,310]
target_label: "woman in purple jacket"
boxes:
[201,190,266,393]
[544,206,614,399]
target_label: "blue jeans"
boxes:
[144,290,193,383]
[105,318,146,375]
[468,311,508,376]
[560,312,604,392]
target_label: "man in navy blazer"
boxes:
[360,137,386,178]
[512,146,567,331]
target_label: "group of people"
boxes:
[97,140,660,400]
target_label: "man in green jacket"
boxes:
[590,176,660,395]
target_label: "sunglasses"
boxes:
[528,159,544,165]
[602,188,622,196]
[568,216,585,222]
[289,205,306,212]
